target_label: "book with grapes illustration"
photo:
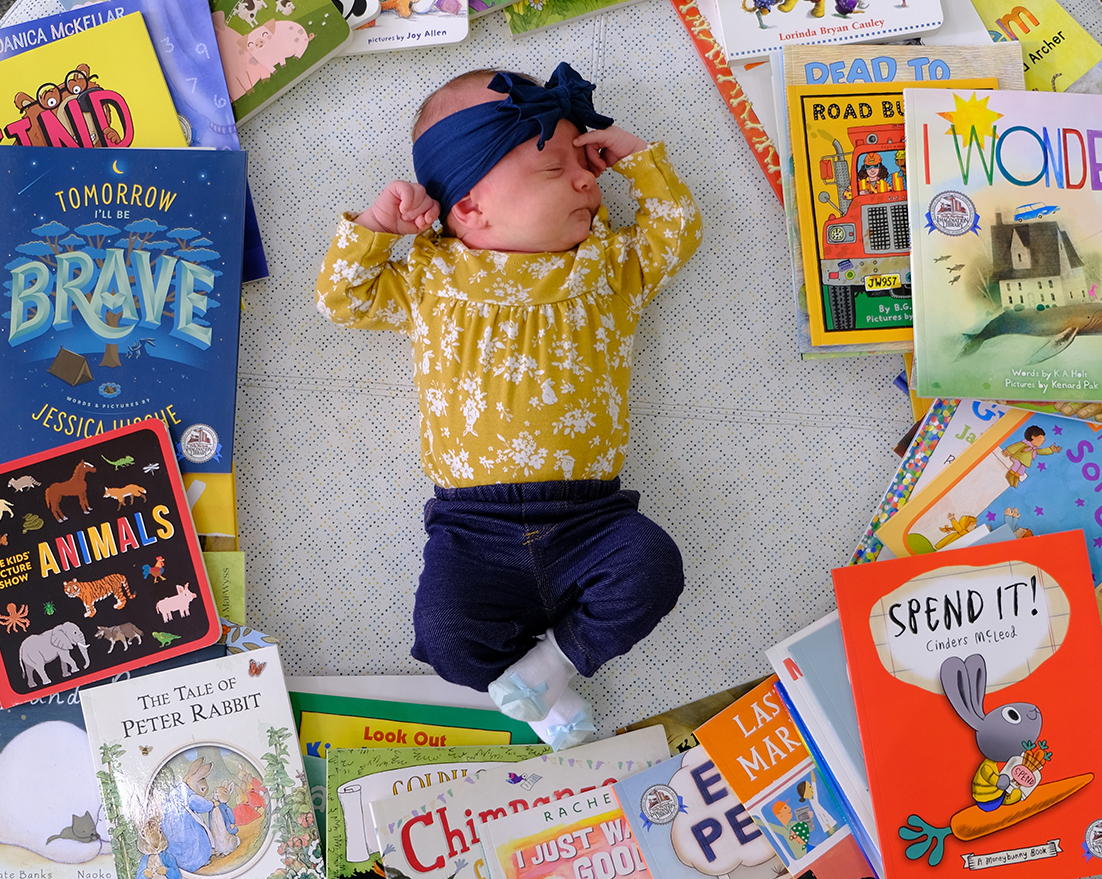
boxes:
[80,643,324,879]
[0,419,222,708]
[833,530,1102,877]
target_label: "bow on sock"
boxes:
[499,673,549,717]
[547,710,597,751]
[413,62,614,218]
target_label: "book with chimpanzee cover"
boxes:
[0,144,246,525]
[0,419,222,709]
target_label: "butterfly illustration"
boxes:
[249,658,266,677]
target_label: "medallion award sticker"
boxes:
[1085,818,1102,860]
[925,191,980,236]
[639,783,682,828]
[179,423,220,464]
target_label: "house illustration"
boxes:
[992,212,1091,308]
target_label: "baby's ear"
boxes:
[449,194,486,231]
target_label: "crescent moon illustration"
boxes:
[112,160,122,174]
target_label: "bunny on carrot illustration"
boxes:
[940,653,1050,810]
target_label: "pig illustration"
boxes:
[244,19,315,71]
[212,11,272,101]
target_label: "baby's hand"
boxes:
[355,181,440,235]
[574,125,648,176]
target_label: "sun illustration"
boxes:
[936,92,1004,148]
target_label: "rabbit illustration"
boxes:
[940,654,1043,810]
[161,757,216,871]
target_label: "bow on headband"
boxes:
[412,62,614,220]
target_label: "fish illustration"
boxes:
[948,264,965,272]
[959,304,1102,363]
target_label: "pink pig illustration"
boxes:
[244,19,315,72]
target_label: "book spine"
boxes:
[774,681,883,879]
[668,0,783,205]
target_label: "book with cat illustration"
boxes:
[0,419,222,708]
[80,642,324,879]
[0,641,225,876]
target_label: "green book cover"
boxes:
[501,0,644,36]
[210,0,351,124]
[326,744,549,879]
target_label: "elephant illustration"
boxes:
[19,622,90,687]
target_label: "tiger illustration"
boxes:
[63,573,135,617]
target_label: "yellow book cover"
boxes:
[789,77,997,348]
[0,12,186,148]
[969,0,1102,92]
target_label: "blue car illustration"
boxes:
[1014,202,1060,222]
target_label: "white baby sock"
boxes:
[530,689,596,751]
[488,630,578,722]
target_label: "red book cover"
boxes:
[0,420,221,707]
[833,529,1102,878]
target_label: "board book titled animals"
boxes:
[370,726,669,879]
[0,12,186,148]
[788,77,998,349]
[779,43,1024,357]
[326,744,548,879]
[0,145,247,484]
[905,88,1102,403]
[693,676,875,879]
[832,529,1102,879]
[716,0,943,63]
[0,420,222,708]
[211,0,350,122]
[80,642,324,879]
[611,746,785,879]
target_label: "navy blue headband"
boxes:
[412,62,614,219]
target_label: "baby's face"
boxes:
[459,119,602,253]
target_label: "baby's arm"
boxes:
[574,125,648,176]
[356,181,440,235]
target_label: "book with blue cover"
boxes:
[1,145,246,476]
[0,0,268,282]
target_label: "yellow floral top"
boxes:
[315,142,701,488]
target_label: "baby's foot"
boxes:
[530,689,596,751]
[488,631,577,722]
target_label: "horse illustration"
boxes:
[44,461,97,522]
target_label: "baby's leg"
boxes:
[410,493,552,691]
[542,491,685,679]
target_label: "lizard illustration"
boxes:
[102,454,135,470]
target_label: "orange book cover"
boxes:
[833,529,1102,878]
[694,676,875,878]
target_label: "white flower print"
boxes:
[458,375,486,435]
[443,448,474,481]
[596,375,622,428]
[528,255,567,278]
[329,258,375,287]
[424,386,448,418]
[551,338,590,376]
[335,219,360,249]
[494,354,542,384]
[496,432,548,477]
[553,404,596,438]
[496,402,513,422]
[645,198,683,221]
